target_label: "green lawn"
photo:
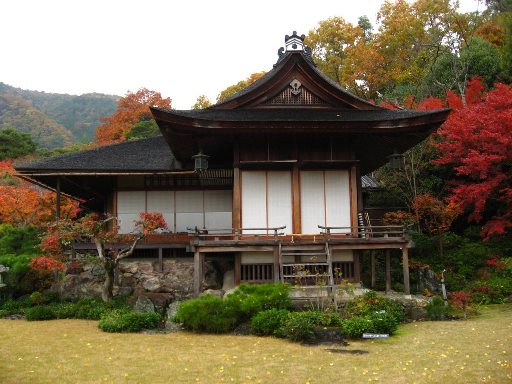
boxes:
[0,305,511,384]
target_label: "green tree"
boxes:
[125,120,160,140]
[0,128,37,160]
[216,72,266,103]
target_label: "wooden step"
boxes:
[282,262,329,267]
[282,274,330,278]
[281,252,327,257]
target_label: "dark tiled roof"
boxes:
[17,136,180,172]
[154,107,448,123]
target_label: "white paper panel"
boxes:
[204,190,232,212]
[332,250,354,262]
[205,212,232,229]
[176,191,203,213]
[267,171,292,234]
[241,252,274,265]
[117,191,145,213]
[325,170,351,231]
[118,213,139,234]
[241,171,267,234]
[300,171,325,234]
[176,213,204,232]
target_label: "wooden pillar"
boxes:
[234,253,241,285]
[385,249,391,293]
[158,248,163,272]
[353,251,361,283]
[370,251,376,289]
[194,248,204,296]
[273,246,280,283]
[232,167,241,231]
[402,247,410,295]
[55,176,61,219]
[292,166,301,234]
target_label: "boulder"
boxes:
[135,295,155,313]
[141,292,174,313]
[222,270,235,291]
[91,264,105,276]
[118,262,138,274]
[165,301,183,332]
[143,277,161,292]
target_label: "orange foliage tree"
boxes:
[42,212,167,301]
[0,161,78,227]
[95,88,172,145]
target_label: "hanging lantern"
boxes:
[387,152,404,170]
[192,151,209,172]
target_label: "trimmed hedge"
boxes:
[99,310,161,332]
[250,309,290,336]
[340,312,399,338]
[343,291,404,323]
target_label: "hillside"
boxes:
[0,83,119,148]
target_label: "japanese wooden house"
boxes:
[17,32,449,296]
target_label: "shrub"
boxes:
[174,295,239,333]
[25,305,57,321]
[425,296,453,320]
[343,291,404,323]
[280,311,322,342]
[226,283,291,321]
[341,316,375,338]
[367,312,399,334]
[250,309,290,336]
[471,275,512,304]
[99,310,161,333]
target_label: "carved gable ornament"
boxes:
[264,79,328,106]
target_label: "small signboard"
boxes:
[362,333,389,339]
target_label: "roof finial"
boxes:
[284,31,305,52]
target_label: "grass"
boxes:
[0,305,511,384]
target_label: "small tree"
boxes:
[42,212,167,302]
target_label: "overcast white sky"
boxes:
[0,0,483,109]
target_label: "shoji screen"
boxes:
[241,171,267,234]
[204,190,232,229]
[241,171,292,234]
[146,191,174,232]
[267,171,292,234]
[300,171,325,234]
[117,191,145,234]
[300,170,351,234]
[175,191,204,232]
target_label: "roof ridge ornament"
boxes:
[277,31,314,65]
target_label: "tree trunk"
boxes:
[101,258,116,302]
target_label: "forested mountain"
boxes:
[0,83,119,148]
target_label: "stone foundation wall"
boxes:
[54,259,196,303]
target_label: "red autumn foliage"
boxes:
[30,256,66,272]
[137,212,169,235]
[485,256,508,271]
[412,194,461,236]
[95,88,171,145]
[417,96,445,111]
[450,291,472,311]
[0,160,79,227]
[434,82,512,238]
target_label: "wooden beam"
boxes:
[234,253,241,285]
[402,247,410,295]
[292,166,301,233]
[371,251,376,289]
[193,249,203,296]
[273,245,280,283]
[385,249,391,292]
[233,167,241,230]
[353,251,361,283]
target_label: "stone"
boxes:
[91,264,105,276]
[142,292,174,313]
[204,261,222,289]
[222,270,235,291]
[143,277,161,292]
[137,261,154,274]
[165,301,183,333]
[118,262,138,274]
[117,286,133,297]
[201,289,224,298]
[135,295,155,313]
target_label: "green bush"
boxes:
[174,295,239,333]
[250,309,290,336]
[343,291,404,323]
[471,275,512,304]
[280,311,322,342]
[25,305,57,321]
[226,283,291,321]
[425,296,453,320]
[99,310,161,333]
[367,312,399,334]
[341,316,375,338]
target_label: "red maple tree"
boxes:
[434,81,512,238]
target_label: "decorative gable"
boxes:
[263,79,329,106]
